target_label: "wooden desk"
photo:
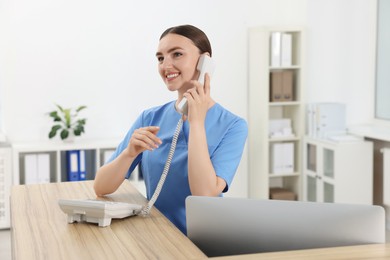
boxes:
[10,180,390,259]
[10,180,206,259]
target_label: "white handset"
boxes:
[177,54,216,115]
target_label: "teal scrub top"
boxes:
[108,101,248,234]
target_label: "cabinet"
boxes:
[303,136,373,204]
[248,27,305,200]
[0,146,11,229]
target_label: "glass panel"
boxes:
[376,0,390,120]
[307,175,317,202]
[323,148,334,178]
[324,182,334,203]
[307,143,316,172]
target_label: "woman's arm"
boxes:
[184,74,226,196]
[94,126,161,196]
[93,149,136,196]
[187,121,226,196]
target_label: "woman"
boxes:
[93,24,247,234]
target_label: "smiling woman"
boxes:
[93,24,248,235]
[375,0,390,120]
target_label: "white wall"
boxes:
[306,0,377,125]
[0,0,307,197]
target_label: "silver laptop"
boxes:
[186,196,385,257]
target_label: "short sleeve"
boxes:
[210,118,248,192]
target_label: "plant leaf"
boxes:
[49,111,58,117]
[60,129,69,140]
[51,125,62,131]
[55,104,64,112]
[48,130,57,138]
[76,106,87,112]
[53,116,62,122]
[77,119,86,125]
[74,129,81,136]
[63,109,71,128]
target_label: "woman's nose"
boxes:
[161,57,173,68]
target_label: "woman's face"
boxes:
[156,33,200,94]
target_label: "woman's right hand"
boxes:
[127,126,162,157]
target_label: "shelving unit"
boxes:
[303,136,373,204]
[248,27,305,200]
[12,139,121,185]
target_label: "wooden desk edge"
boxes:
[10,180,207,259]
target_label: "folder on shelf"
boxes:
[270,70,294,102]
[66,150,79,181]
[24,154,38,184]
[282,70,293,101]
[281,33,292,67]
[306,103,346,138]
[270,32,293,67]
[271,32,281,67]
[78,150,86,181]
[270,71,283,101]
[24,153,51,184]
[282,142,294,173]
[103,149,115,164]
[271,142,294,174]
[37,153,50,183]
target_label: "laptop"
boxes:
[186,196,385,257]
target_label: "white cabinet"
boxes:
[303,136,373,204]
[248,27,305,200]
[0,146,11,229]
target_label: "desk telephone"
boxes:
[59,54,216,227]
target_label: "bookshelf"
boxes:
[248,27,305,200]
[11,139,121,185]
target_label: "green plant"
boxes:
[48,104,87,140]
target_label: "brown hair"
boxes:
[160,24,212,57]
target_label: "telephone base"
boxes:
[59,199,143,227]
[66,214,113,227]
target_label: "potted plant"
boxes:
[48,104,87,141]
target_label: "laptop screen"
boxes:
[186,196,385,257]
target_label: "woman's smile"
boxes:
[166,72,180,81]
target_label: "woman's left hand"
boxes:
[183,73,212,124]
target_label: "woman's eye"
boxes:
[173,52,182,58]
[157,56,164,63]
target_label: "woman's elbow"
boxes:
[93,181,108,197]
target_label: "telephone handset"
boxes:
[177,54,216,115]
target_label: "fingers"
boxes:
[204,73,211,95]
[131,126,162,151]
[187,72,211,98]
[184,87,201,103]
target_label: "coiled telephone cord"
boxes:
[139,117,184,216]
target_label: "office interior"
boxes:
[1,0,390,259]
